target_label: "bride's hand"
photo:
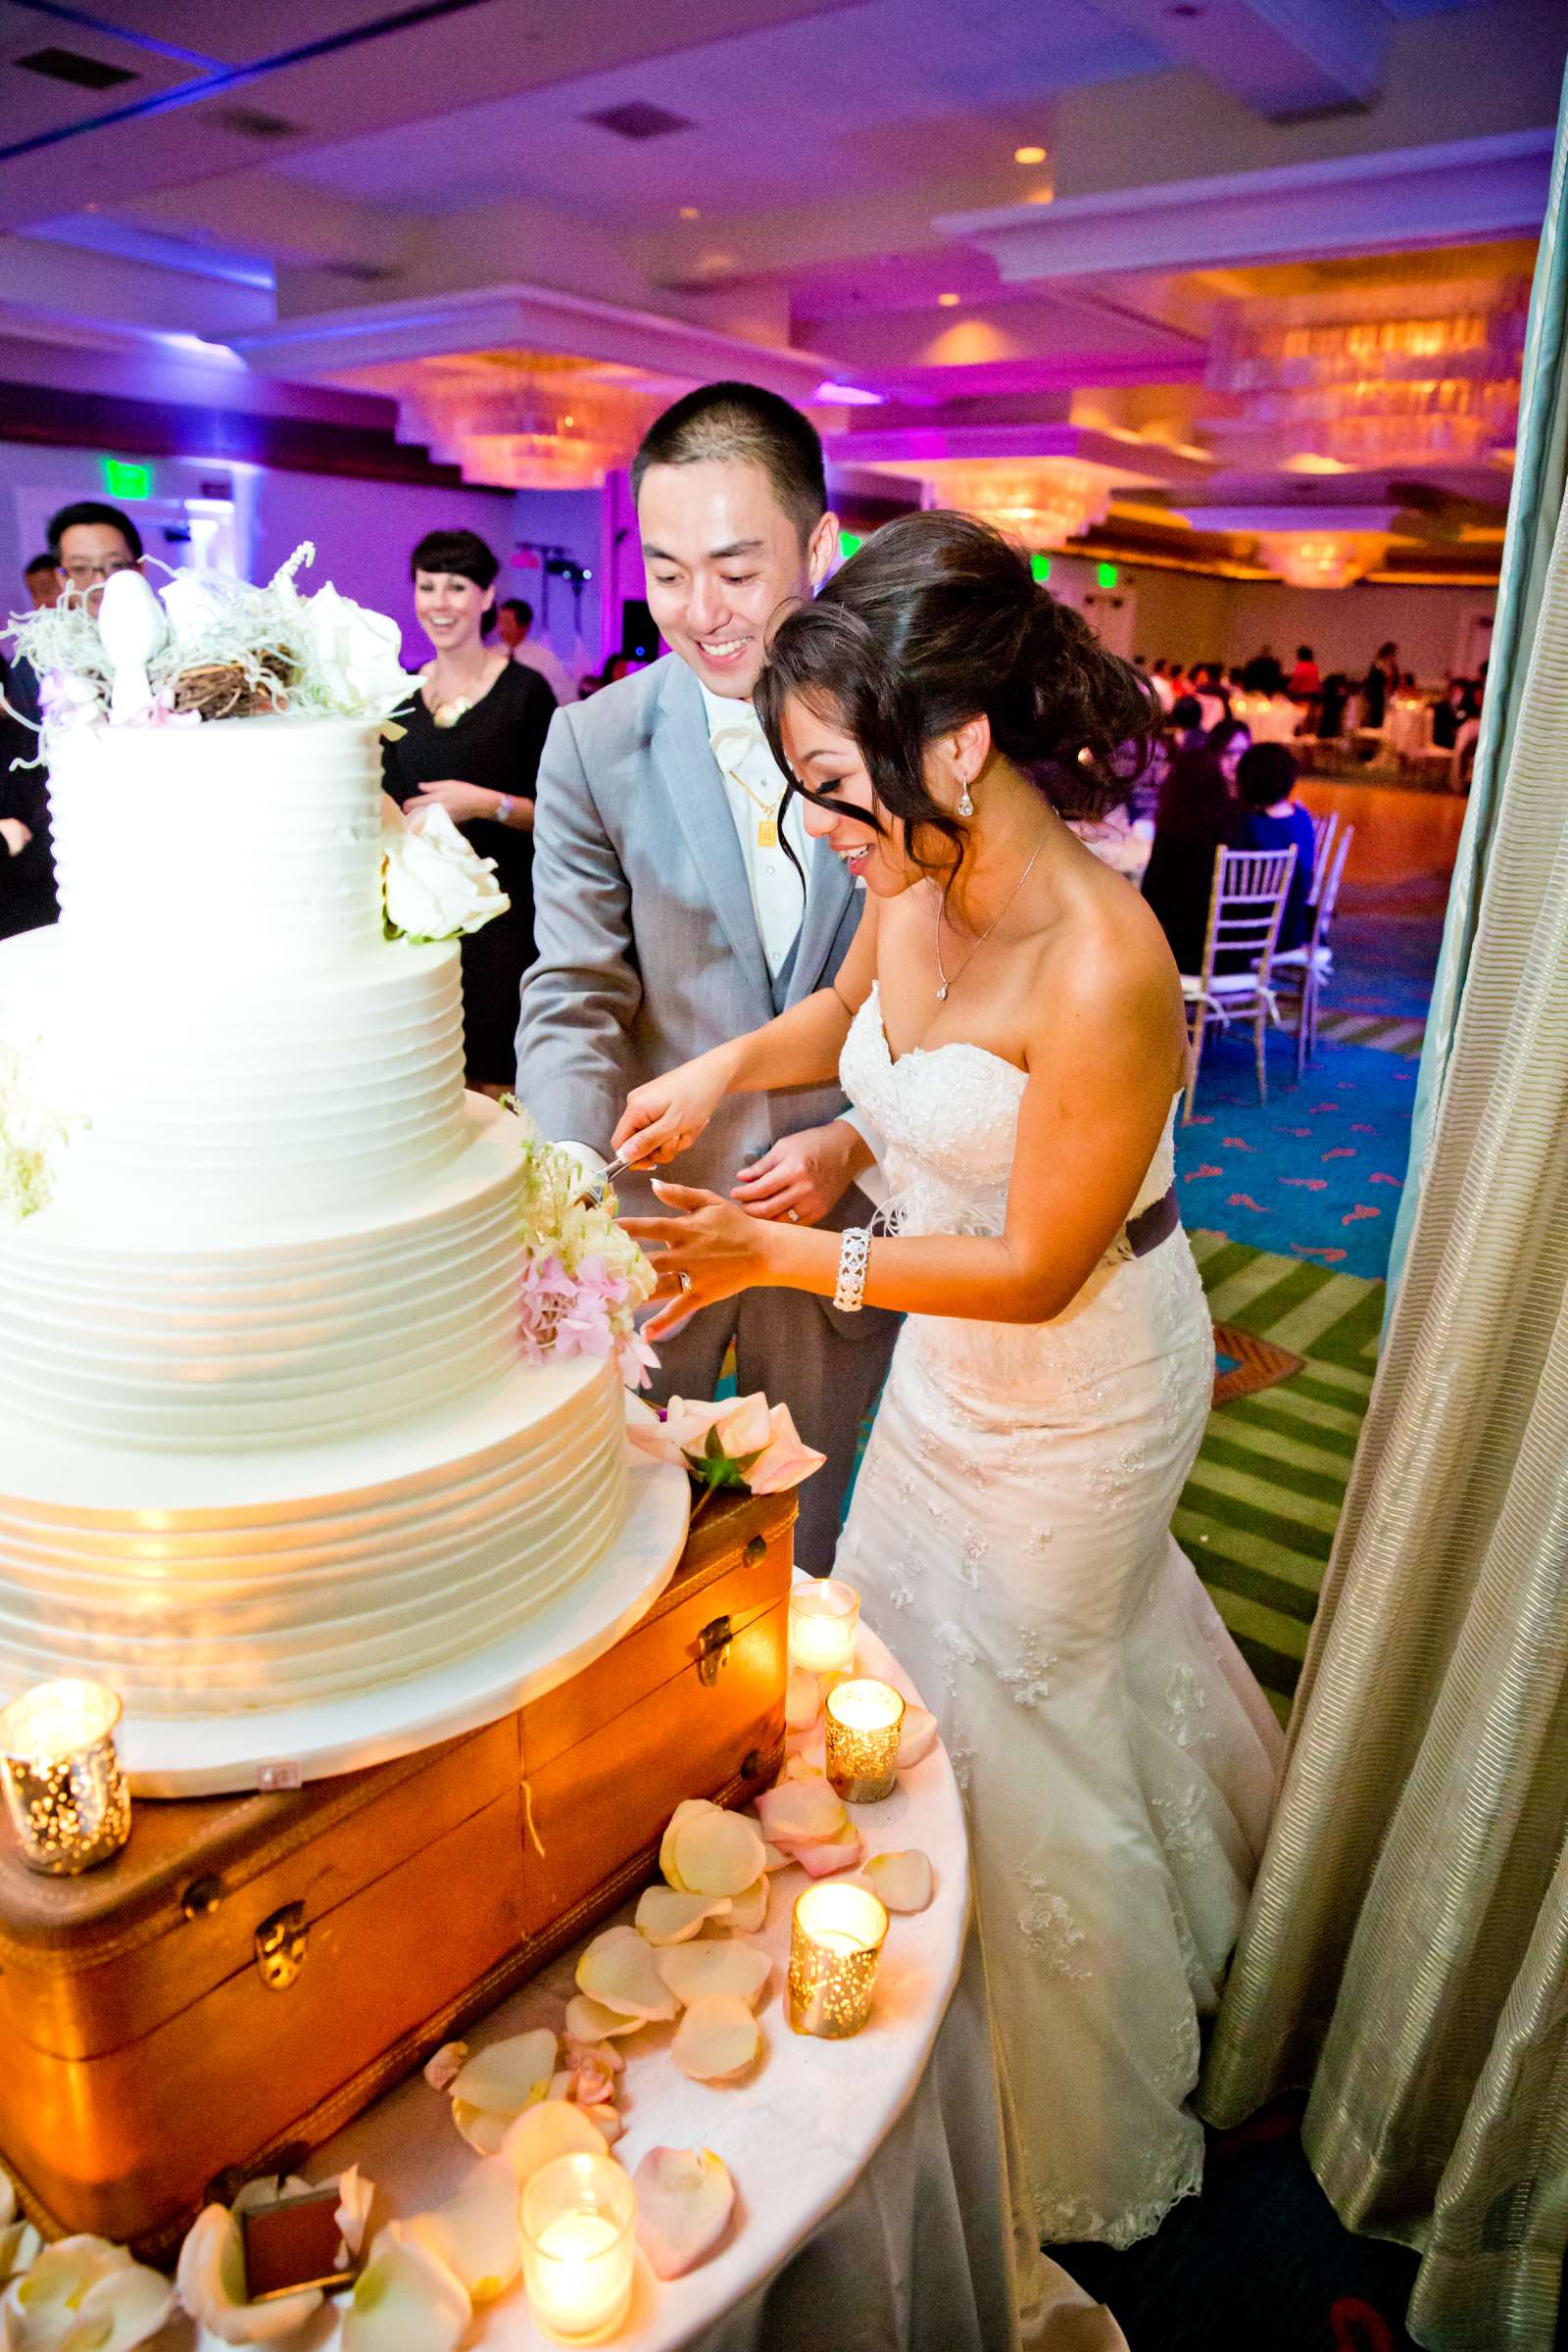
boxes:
[612,1050,734,1170]
[623,1181,773,1341]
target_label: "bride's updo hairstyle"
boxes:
[755,510,1155,881]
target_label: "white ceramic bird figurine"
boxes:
[97,568,169,724]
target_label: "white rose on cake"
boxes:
[383,804,511,942]
[299,581,413,719]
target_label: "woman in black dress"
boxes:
[381,528,557,1089]
[1141,718,1249,974]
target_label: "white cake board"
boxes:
[120,1426,691,1799]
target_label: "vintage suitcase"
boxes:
[0,1489,792,2257]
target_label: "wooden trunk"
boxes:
[0,1491,792,2257]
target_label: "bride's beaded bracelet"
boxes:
[834,1226,872,1314]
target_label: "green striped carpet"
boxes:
[1183,1231,1382,1723]
[1314,1007,1426,1057]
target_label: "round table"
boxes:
[302,1622,1126,2352]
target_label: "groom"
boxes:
[514,382,898,1570]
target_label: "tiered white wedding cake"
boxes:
[0,564,639,1734]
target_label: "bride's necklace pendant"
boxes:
[432,696,472,730]
[936,980,950,1002]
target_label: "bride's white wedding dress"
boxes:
[837,984,1284,2250]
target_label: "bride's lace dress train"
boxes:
[837,988,1283,2249]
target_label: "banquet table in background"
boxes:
[310,1620,1129,2352]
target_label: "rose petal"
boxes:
[633,2149,736,2281]
[791,1825,865,1879]
[719,1877,769,1936]
[785,1670,823,1733]
[568,2059,615,2109]
[756,1778,847,1845]
[499,2100,609,2189]
[861,1850,934,1913]
[175,2210,322,2344]
[659,1797,718,1893]
[670,1807,767,1900]
[63,2264,175,2352]
[564,2036,624,2077]
[671,1995,762,2083]
[760,1841,789,1874]
[657,1941,771,2011]
[450,2104,509,2158]
[422,2043,467,2094]
[449,2029,558,2119]
[576,1926,678,2023]
[342,2231,468,2352]
[334,2165,375,2259]
[579,2102,624,2147]
[897,1705,938,1767]
[564,1995,644,2044]
[400,2160,520,2303]
[0,2224,42,2289]
[635,1887,733,1945]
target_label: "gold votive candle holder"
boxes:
[788,1579,859,1678]
[824,1677,906,1803]
[0,1679,131,1876]
[788,1881,889,2039]
[520,2151,636,2344]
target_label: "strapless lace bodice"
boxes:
[841,983,1176,1246]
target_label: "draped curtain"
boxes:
[1198,71,1568,2352]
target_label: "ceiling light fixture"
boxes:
[1013,144,1047,166]
[814,381,885,407]
[678,206,700,220]
[937,292,960,308]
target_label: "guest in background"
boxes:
[47,500,143,617]
[1141,718,1247,973]
[24,553,59,610]
[381,529,557,1092]
[1146,657,1176,713]
[1208,713,1252,788]
[1289,644,1320,699]
[0,747,55,941]
[1236,743,1314,952]
[497,596,578,706]
[1192,662,1228,731]
[1361,640,1398,732]
[1318,672,1351,741]
[1169,692,1206,750]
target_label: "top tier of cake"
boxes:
[49,712,386,970]
[3,714,471,1236]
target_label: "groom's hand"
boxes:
[730,1120,872,1226]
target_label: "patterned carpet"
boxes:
[1184,1235,1382,1721]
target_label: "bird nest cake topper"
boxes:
[3,543,411,746]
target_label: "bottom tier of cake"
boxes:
[0,1352,628,1717]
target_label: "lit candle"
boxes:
[788,1881,889,2039]
[824,1678,906,1803]
[0,1680,131,1876]
[788,1580,859,1678]
[520,2152,636,2343]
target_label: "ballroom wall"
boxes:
[1120,564,1495,683]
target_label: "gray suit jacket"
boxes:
[514,655,865,1207]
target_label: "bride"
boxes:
[614,512,1283,2250]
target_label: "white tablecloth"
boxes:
[1383,700,1435,758]
[310,1625,1127,2352]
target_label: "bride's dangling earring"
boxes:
[957,773,975,819]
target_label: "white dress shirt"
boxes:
[699,684,813,981]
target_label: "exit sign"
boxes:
[102,458,152,501]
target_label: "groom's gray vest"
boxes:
[514,655,865,1209]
